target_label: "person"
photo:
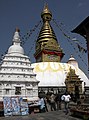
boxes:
[50,93,56,111]
[61,91,71,115]
[46,92,51,111]
[38,96,46,113]
[44,97,48,112]
[55,91,61,110]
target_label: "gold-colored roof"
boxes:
[37,21,57,42]
[66,67,81,81]
[37,4,57,42]
[36,4,62,50]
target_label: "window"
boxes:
[6,89,9,94]
[6,84,9,86]
[15,87,21,95]
[27,89,32,95]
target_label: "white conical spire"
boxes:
[12,28,21,44]
[8,28,24,55]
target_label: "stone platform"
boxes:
[0,110,82,120]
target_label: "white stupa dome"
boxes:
[8,44,24,55]
[32,60,89,92]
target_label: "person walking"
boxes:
[44,97,48,112]
[38,96,46,113]
[61,91,71,115]
[50,93,56,111]
[55,91,61,110]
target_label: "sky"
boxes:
[0,0,89,77]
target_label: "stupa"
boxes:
[0,28,39,101]
[32,4,89,94]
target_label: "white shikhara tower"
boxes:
[0,28,39,101]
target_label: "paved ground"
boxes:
[0,110,82,120]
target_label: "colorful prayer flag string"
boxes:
[52,18,88,69]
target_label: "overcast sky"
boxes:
[0,0,89,77]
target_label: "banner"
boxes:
[11,97,20,115]
[3,97,12,116]
[19,97,29,115]
[3,97,29,116]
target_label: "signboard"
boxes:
[3,97,29,116]
[19,97,29,115]
[3,97,12,116]
[11,97,20,115]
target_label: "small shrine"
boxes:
[65,67,83,98]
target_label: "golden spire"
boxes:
[34,4,64,62]
[41,3,52,21]
[37,4,57,43]
[43,3,50,13]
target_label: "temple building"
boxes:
[0,4,88,101]
[32,4,89,94]
[0,29,39,101]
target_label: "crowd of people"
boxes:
[38,90,72,115]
